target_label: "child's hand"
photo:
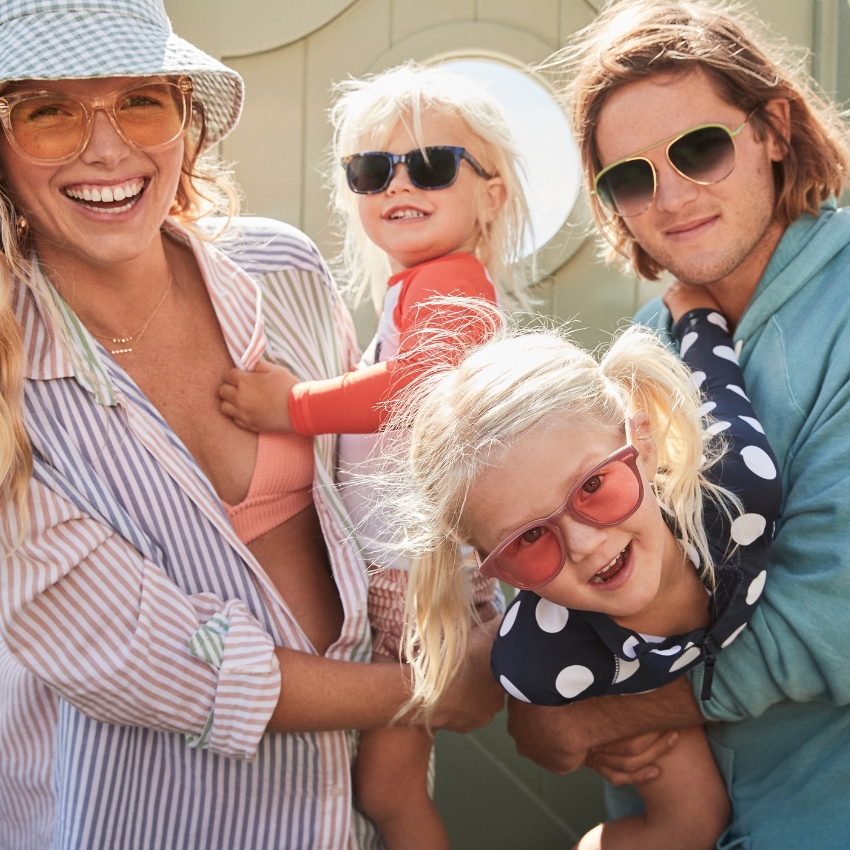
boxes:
[219,360,300,432]
[662,281,724,324]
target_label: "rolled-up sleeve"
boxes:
[1,478,280,761]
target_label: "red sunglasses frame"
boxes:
[475,444,644,590]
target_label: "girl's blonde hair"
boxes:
[328,62,533,312]
[549,0,850,279]
[0,91,239,525]
[385,309,735,718]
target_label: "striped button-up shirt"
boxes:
[0,218,383,850]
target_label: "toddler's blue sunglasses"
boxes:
[341,145,492,194]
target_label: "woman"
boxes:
[0,2,503,848]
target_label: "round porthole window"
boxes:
[439,58,581,258]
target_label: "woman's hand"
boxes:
[662,280,724,324]
[219,361,300,432]
[430,622,505,733]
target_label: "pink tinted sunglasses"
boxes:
[475,443,644,590]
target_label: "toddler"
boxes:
[219,63,532,849]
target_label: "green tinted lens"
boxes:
[668,125,736,184]
[596,158,655,217]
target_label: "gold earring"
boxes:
[16,215,28,238]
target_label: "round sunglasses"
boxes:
[592,114,753,218]
[0,77,194,164]
[475,444,644,590]
[341,145,492,194]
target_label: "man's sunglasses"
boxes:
[476,444,644,590]
[0,77,194,164]
[592,114,753,217]
[341,145,492,194]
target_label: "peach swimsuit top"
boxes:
[223,431,315,544]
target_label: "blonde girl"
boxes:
[220,63,533,849]
[388,286,781,850]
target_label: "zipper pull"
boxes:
[701,643,717,701]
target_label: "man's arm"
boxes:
[507,676,703,778]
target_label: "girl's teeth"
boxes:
[83,188,92,201]
[113,187,125,201]
[91,189,101,202]
[101,188,114,203]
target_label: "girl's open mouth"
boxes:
[590,543,631,584]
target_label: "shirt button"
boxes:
[331,784,343,797]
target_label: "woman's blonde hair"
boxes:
[385,309,735,717]
[328,62,533,312]
[549,0,850,279]
[0,88,239,524]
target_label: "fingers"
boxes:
[590,761,660,787]
[586,731,679,786]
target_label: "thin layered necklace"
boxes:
[91,274,173,355]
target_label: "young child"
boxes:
[218,64,532,849]
[386,284,782,850]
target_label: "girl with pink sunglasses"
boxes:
[387,284,781,850]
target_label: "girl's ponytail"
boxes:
[600,326,737,582]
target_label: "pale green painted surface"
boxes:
[160,1,846,845]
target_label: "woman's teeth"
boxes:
[590,545,629,583]
[65,179,145,210]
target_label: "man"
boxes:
[507,2,850,847]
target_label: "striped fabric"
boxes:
[0,217,384,850]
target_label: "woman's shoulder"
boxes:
[196,216,330,279]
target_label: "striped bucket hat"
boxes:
[0,0,243,144]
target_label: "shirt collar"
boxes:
[17,218,267,406]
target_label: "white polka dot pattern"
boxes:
[697,401,717,418]
[669,645,702,672]
[726,384,751,401]
[706,420,731,435]
[499,675,531,703]
[730,513,767,546]
[555,665,594,699]
[713,345,739,364]
[500,601,521,637]
[622,636,639,659]
[707,312,729,331]
[742,446,778,479]
[722,623,747,648]
[613,657,640,683]
[746,570,767,605]
[650,644,682,657]
[690,370,707,390]
[535,599,569,633]
[680,540,701,569]
[739,415,765,434]
[680,332,698,358]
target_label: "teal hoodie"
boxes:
[632,200,850,849]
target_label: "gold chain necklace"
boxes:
[91,274,174,355]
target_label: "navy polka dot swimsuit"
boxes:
[490,309,783,705]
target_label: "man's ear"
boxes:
[763,98,791,163]
[629,412,659,481]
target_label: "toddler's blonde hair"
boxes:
[328,62,533,312]
[384,307,737,719]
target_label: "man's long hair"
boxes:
[551,0,850,279]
